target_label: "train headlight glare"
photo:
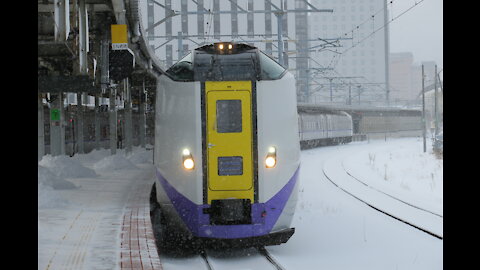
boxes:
[182,148,194,170]
[265,156,276,168]
[183,158,195,170]
[218,44,224,50]
[265,146,277,168]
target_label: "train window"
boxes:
[216,100,242,133]
[194,52,258,81]
[258,52,286,80]
[165,53,194,81]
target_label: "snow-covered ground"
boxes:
[38,138,442,269]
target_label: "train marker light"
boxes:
[265,146,277,168]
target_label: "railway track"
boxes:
[198,247,286,270]
[257,247,286,270]
[322,164,443,240]
[341,161,443,218]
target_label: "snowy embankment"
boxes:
[38,147,154,208]
[342,137,443,216]
[266,138,442,270]
[322,137,443,238]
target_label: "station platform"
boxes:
[38,153,163,270]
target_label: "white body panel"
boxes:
[257,72,301,202]
[154,75,203,205]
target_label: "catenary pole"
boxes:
[422,65,426,153]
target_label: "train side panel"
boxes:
[154,76,203,205]
[257,73,300,231]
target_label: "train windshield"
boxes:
[258,52,286,80]
[193,52,258,81]
[165,53,194,81]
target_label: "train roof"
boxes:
[164,42,287,82]
[195,42,258,55]
[297,103,422,116]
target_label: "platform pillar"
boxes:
[109,86,117,155]
[95,93,101,150]
[49,92,66,156]
[139,80,147,148]
[124,78,133,155]
[76,92,85,154]
[38,93,45,161]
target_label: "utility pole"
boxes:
[422,65,426,153]
[384,0,390,106]
[434,64,438,138]
[348,83,352,105]
[357,85,362,104]
[274,6,284,66]
[329,78,333,102]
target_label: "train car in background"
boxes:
[298,109,353,149]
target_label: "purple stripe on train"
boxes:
[156,167,299,239]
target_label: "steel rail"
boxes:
[340,161,443,218]
[257,247,286,270]
[322,167,443,240]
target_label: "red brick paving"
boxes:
[120,179,163,270]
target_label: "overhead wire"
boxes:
[310,0,427,102]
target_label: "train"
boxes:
[297,109,353,149]
[150,42,301,249]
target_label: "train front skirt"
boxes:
[155,167,299,246]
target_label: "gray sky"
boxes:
[388,0,443,69]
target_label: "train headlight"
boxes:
[183,158,195,170]
[228,44,233,49]
[182,148,195,170]
[265,146,277,168]
[218,44,224,50]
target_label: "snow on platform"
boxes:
[38,147,161,270]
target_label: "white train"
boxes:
[298,109,353,149]
[150,43,300,249]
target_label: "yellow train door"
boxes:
[205,81,254,204]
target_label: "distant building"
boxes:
[389,52,441,108]
[308,0,389,104]
[389,52,415,103]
